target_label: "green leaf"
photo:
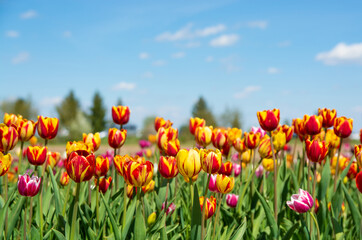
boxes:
[331,182,343,217]
[121,198,136,240]
[190,184,201,240]
[0,186,16,239]
[48,166,62,217]
[230,217,247,240]
[255,188,279,239]
[282,223,299,240]
[342,183,361,235]
[7,196,26,240]
[52,229,66,240]
[100,194,121,240]
[318,160,330,201]
[134,199,146,240]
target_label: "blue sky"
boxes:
[1,0,362,134]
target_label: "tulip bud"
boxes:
[65,150,96,183]
[3,113,19,126]
[27,146,47,166]
[125,157,154,187]
[98,176,112,194]
[18,172,41,197]
[334,117,353,138]
[244,131,261,149]
[287,189,314,213]
[46,151,61,169]
[155,117,173,132]
[208,174,218,192]
[147,212,157,225]
[303,115,323,136]
[112,106,130,125]
[195,126,213,147]
[258,135,273,159]
[176,149,201,183]
[126,184,136,199]
[60,172,70,186]
[158,156,178,179]
[37,116,59,140]
[200,149,222,174]
[189,117,205,135]
[257,109,280,132]
[142,180,155,193]
[0,152,12,176]
[83,132,101,152]
[218,161,233,176]
[293,118,307,141]
[226,194,239,208]
[199,196,216,219]
[0,124,19,152]
[262,158,274,172]
[17,118,36,142]
[216,174,234,194]
[108,128,127,149]
[326,129,340,149]
[95,156,110,178]
[212,128,228,150]
[318,108,337,128]
[305,139,329,163]
[272,129,287,151]
[233,138,246,153]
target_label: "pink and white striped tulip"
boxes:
[18,172,41,197]
[287,189,314,213]
[226,194,239,208]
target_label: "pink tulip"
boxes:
[233,164,241,177]
[208,174,218,192]
[139,140,151,149]
[18,172,41,197]
[226,194,239,208]
[231,153,239,163]
[251,126,266,138]
[162,202,176,215]
[255,165,264,178]
[287,189,314,213]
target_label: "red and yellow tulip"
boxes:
[218,161,233,176]
[326,129,340,149]
[108,128,127,149]
[258,135,273,159]
[155,117,173,132]
[303,115,323,136]
[277,125,294,143]
[98,176,112,194]
[60,172,70,186]
[199,196,217,219]
[158,156,178,179]
[293,118,307,141]
[305,139,329,163]
[333,117,353,138]
[212,128,228,150]
[233,138,246,153]
[112,106,130,125]
[17,118,36,142]
[176,149,201,182]
[227,128,242,145]
[124,156,154,187]
[199,149,222,174]
[195,126,213,147]
[95,156,110,178]
[257,109,280,132]
[0,124,19,152]
[355,145,362,167]
[244,131,261,149]
[66,141,92,157]
[37,116,59,140]
[189,117,205,135]
[216,174,234,194]
[318,108,337,128]
[0,152,12,176]
[142,179,155,193]
[3,113,19,127]
[46,151,61,169]
[83,132,101,152]
[114,155,133,177]
[65,150,96,183]
[27,146,47,166]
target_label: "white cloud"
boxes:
[247,21,268,29]
[141,72,153,78]
[184,41,201,48]
[20,10,38,19]
[12,52,29,64]
[234,86,261,99]
[205,56,214,62]
[267,67,280,74]
[172,52,186,59]
[316,42,362,65]
[220,55,240,72]
[114,82,136,90]
[155,23,226,42]
[40,97,62,106]
[139,52,149,60]
[278,41,291,47]
[5,30,19,38]
[210,34,239,47]
[153,60,166,66]
[63,31,72,38]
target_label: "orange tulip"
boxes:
[199,196,216,219]
[257,109,280,132]
[305,139,329,163]
[37,116,59,140]
[199,149,222,174]
[155,117,173,132]
[334,117,353,138]
[108,128,127,149]
[0,124,18,152]
[65,150,96,182]
[83,132,101,152]
[158,156,178,179]
[318,108,337,128]
[189,117,205,135]
[112,106,130,125]
[303,115,323,136]
[27,146,47,166]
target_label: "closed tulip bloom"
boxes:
[272,129,287,151]
[17,118,36,142]
[326,129,340,149]
[65,150,96,183]
[212,128,228,149]
[189,117,206,135]
[112,106,130,125]
[0,124,19,152]
[108,128,127,149]
[244,131,261,149]
[200,149,222,174]
[257,109,280,132]
[66,141,92,157]
[227,128,242,145]
[37,116,59,140]
[126,184,136,199]
[208,174,218,192]
[60,172,70,186]
[95,156,110,178]
[356,172,362,193]
[83,132,101,152]
[125,157,154,187]
[162,139,180,157]
[355,145,362,167]
[277,125,294,143]
[155,117,173,132]
[147,212,157,225]
[258,135,274,159]
[27,146,47,166]
[158,156,178,179]
[46,151,61,169]
[199,196,217,219]
[287,189,314,213]
[255,165,264,178]
[18,172,41,197]
[139,139,151,149]
[293,118,307,141]
[233,163,241,177]
[195,126,213,147]
[305,139,329,163]
[218,161,233,176]
[114,155,133,177]
[240,149,253,163]
[142,179,155,193]
[156,127,178,150]
[334,117,353,138]
[251,126,266,138]
[226,194,239,208]
[347,162,358,179]
[262,158,274,172]
[29,136,37,146]
[148,134,157,144]
[0,152,12,176]
[233,138,247,153]
[318,108,337,128]
[176,149,201,182]
[162,202,176,216]
[98,177,112,194]
[3,113,19,126]
[303,115,323,136]
[216,174,234,194]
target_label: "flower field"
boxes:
[0,107,361,240]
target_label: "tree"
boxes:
[220,106,242,129]
[191,96,217,126]
[89,91,106,132]
[0,97,38,120]
[140,115,156,139]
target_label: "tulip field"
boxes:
[1,107,362,240]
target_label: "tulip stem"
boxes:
[333,138,343,192]
[239,158,243,187]
[23,197,27,240]
[164,180,170,220]
[190,180,194,210]
[96,179,99,229]
[307,160,311,194]
[250,149,255,225]
[19,141,24,175]
[201,173,211,240]
[28,197,33,232]
[122,179,128,230]
[38,165,46,238]
[70,182,81,240]
[269,131,278,223]
[4,171,8,238]
[62,181,72,216]
[212,193,222,239]
[291,139,297,170]
[309,211,320,240]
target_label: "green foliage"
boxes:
[219,106,242,129]
[89,91,106,133]
[191,96,217,127]
[0,97,38,120]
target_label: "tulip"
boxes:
[334,117,353,138]
[95,156,110,178]
[155,117,173,132]
[208,174,218,192]
[66,141,92,157]
[156,127,178,150]
[218,161,233,176]
[17,118,36,142]
[189,117,205,135]
[0,152,12,176]
[287,189,314,213]
[200,149,222,174]
[272,129,286,152]
[3,113,19,126]
[147,212,157,225]
[60,171,70,186]
[112,106,130,125]
[199,196,217,219]
[277,125,294,143]
[195,126,213,147]
[233,138,246,153]
[227,128,242,144]
[126,184,136,199]
[258,135,274,159]
[293,118,307,141]
[251,126,266,138]
[108,128,127,149]
[356,172,362,193]
[330,155,348,175]
[29,136,37,146]
[46,151,61,169]
[162,139,180,157]
[244,131,261,149]
[142,179,155,193]
[139,139,151,149]
[162,202,176,216]
[18,172,41,197]
[318,108,337,128]
[83,132,101,152]
[262,158,274,172]
[257,109,280,132]
[0,124,19,152]
[255,165,264,178]
[65,150,96,183]
[125,157,154,187]
[303,115,323,136]
[232,163,241,177]
[37,116,59,140]
[305,139,329,163]
[27,146,47,166]
[326,129,340,149]
[216,174,234,194]
[240,149,253,163]
[212,128,228,149]
[355,145,362,167]
[148,134,157,144]
[158,156,178,179]
[176,149,201,182]
[347,162,358,179]
[226,194,239,208]
[114,155,132,177]
[98,177,112,194]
